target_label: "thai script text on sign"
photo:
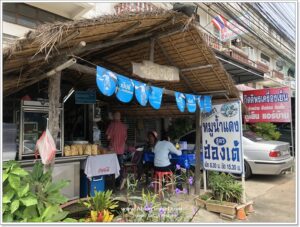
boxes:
[243,87,291,123]
[202,101,244,174]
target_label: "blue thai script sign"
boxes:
[75,91,96,104]
[116,75,134,103]
[185,94,197,113]
[133,80,149,106]
[149,86,163,109]
[96,66,117,96]
[175,92,185,112]
[202,101,244,174]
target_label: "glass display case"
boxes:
[18,100,64,160]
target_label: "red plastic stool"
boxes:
[153,171,174,197]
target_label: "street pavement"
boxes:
[244,171,296,223]
[186,171,296,223]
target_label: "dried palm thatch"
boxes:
[3,9,239,109]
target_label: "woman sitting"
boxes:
[153,133,182,172]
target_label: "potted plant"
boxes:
[195,192,213,208]
[204,172,242,216]
[81,190,118,222]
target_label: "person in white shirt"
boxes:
[153,133,182,172]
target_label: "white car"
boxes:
[178,130,294,179]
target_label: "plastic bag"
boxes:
[35,129,56,165]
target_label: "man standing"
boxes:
[106,112,127,187]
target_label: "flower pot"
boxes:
[195,197,207,208]
[205,200,238,216]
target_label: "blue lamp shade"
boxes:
[96,66,117,96]
[116,75,134,103]
[203,95,212,113]
[133,80,149,106]
[175,92,185,112]
[149,86,163,109]
[185,94,197,113]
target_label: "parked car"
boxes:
[178,130,294,179]
[277,123,295,155]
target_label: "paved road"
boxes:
[244,172,296,223]
[188,171,296,223]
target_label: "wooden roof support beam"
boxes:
[68,63,229,98]
[29,41,86,64]
[74,24,186,56]
[181,64,213,72]
[113,21,142,39]
[82,22,142,58]
[155,40,196,93]
[5,58,77,97]
[149,38,155,62]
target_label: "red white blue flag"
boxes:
[212,15,226,30]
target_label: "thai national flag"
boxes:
[212,15,226,31]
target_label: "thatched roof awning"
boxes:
[3,10,239,112]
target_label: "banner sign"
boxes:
[116,75,134,103]
[243,87,291,123]
[221,14,251,41]
[75,91,96,104]
[133,80,149,106]
[202,101,244,174]
[185,94,197,113]
[175,92,186,112]
[96,66,117,96]
[148,86,163,109]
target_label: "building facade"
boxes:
[2,2,94,47]
[194,3,295,93]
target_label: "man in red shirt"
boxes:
[106,112,127,187]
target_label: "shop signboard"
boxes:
[75,91,96,104]
[243,87,291,123]
[202,101,244,174]
[221,14,251,41]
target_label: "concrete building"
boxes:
[2,2,95,47]
[193,3,295,93]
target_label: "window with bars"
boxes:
[3,3,68,29]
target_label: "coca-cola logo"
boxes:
[98,167,110,173]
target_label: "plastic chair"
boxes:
[123,150,143,178]
[153,170,174,198]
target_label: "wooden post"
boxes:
[150,38,155,62]
[47,71,61,171]
[88,104,94,143]
[195,109,201,195]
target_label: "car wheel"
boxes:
[230,160,252,180]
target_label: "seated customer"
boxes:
[153,133,182,172]
[137,131,158,182]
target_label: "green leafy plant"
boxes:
[208,172,243,203]
[250,122,281,140]
[2,161,75,222]
[123,189,185,222]
[3,161,37,222]
[29,161,69,215]
[200,192,213,201]
[82,190,118,213]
